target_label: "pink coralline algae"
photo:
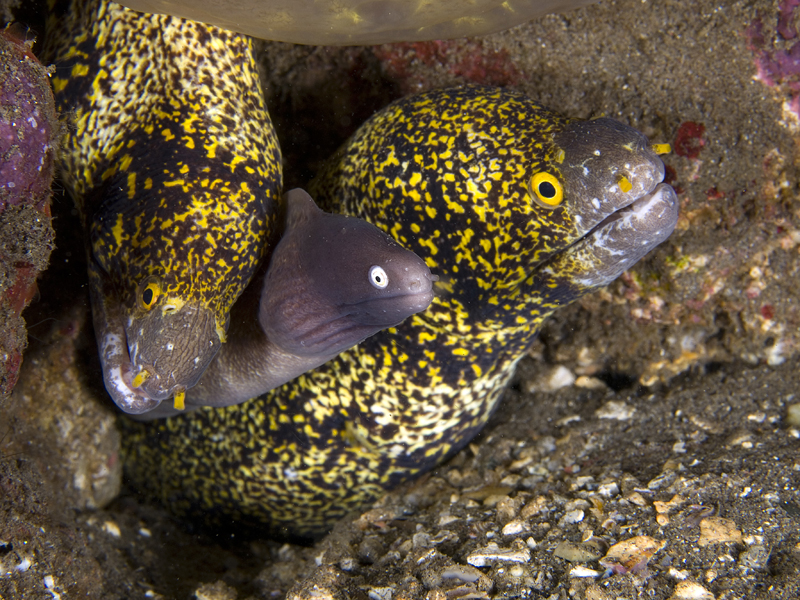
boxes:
[673,121,706,159]
[0,29,56,212]
[746,0,800,117]
[0,28,57,395]
[760,304,776,320]
[372,39,521,92]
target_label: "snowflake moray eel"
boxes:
[45,0,281,413]
[45,0,435,417]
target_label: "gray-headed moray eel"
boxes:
[141,188,436,419]
[122,85,679,539]
[44,0,282,414]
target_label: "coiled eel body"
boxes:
[122,85,679,539]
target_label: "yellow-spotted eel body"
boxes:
[122,85,678,538]
[45,0,282,413]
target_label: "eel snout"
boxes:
[94,288,223,414]
[556,117,669,235]
[125,303,222,401]
[570,182,679,288]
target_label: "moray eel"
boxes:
[122,85,678,538]
[139,188,435,419]
[114,0,598,46]
[44,0,282,413]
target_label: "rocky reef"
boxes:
[2,0,800,598]
[0,27,56,397]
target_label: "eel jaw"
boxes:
[567,182,679,289]
[88,260,162,414]
[98,329,161,414]
[294,283,436,358]
[90,268,223,414]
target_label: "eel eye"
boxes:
[369,265,389,289]
[529,172,564,209]
[138,277,162,310]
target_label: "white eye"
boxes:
[369,265,389,289]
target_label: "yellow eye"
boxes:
[529,172,564,209]
[138,277,162,311]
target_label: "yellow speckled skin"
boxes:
[122,86,675,538]
[45,0,282,408]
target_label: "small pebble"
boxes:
[787,403,800,427]
[601,536,666,574]
[569,566,601,578]
[739,544,770,571]
[15,557,32,572]
[102,521,121,538]
[501,519,527,535]
[43,574,62,600]
[597,482,620,497]
[596,401,635,421]
[194,581,237,600]
[466,542,530,567]
[527,365,575,392]
[367,587,394,600]
[441,565,482,582]
[559,509,585,525]
[697,517,742,547]
[668,581,714,600]
[437,513,459,526]
[647,470,677,490]
[553,541,603,563]
[574,376,606,390]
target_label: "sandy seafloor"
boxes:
[2,0,800,598]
